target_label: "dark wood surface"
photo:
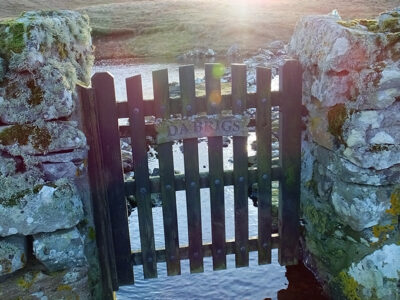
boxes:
[91,72,134,285]
[179,65,204,273]
[205,63,227,270]
[152,69,181,276]
[231,64,249,268]
[116,92,282,118]
[255,67,273,265]
[278,60,302,266]
[79,86,118,296]
[126,75,157,278]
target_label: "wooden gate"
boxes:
[79,60,302,293]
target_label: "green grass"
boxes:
[0,0,398,59]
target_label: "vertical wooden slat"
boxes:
[278,60,302,265]
[91,73,134,285]
[179,65,204,273]
[255,67,272,264]
[153,69,181,276]
[205,63,226,270]
[231,64,249,267]
[78,86,117,297]
[126,75,157,279]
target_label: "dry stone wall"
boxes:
[289,7,400,300]
[0,11,99,299]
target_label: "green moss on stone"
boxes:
[303,205,335,235]
[381,17,400,33]
[26,79,44,106]
[0,19,26,58]
[337,19,379,32]
[88,227,96,241]
[0,125,32,146]
[0,124,52,152]
[358,19,379,32]
[56,42,68,60]
[327,104,348,145]
[0,188,30,207]
[367,144,390,152]
[337,271,361,300]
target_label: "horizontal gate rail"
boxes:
[116,91,282,118]
[124,167,281,195]
[131,235,280,266]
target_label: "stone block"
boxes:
[331,180,393,231]
[0,235,27,276]
[0,121,87,156]
[0,178,84,237]
[33,227,87,272]
[347,244,400,300]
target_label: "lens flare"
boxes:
[212,63,226,79]
[209,90,222,106]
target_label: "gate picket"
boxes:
[179,65,204,273]
[91,73,134,285]
[255,67,272,264]
[79,86,118,295]
[205,63,227,271]
[231,64,249,267]
[152,69,181,276]
[279,60,302,266]
[126,75,157,278]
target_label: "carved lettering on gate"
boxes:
[155,114,250,144]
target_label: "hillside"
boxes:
[0,0,399,59]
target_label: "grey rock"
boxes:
[313,143,400,186]
[42,161,83,181]
[121,149,133,173]
[33,227,87,272]
[205,48,216,57]
[0,121,87,156]
[330,180,392,231]
[227,44,241,58]
[0,154,16,177]
[378,8,400,32]
[0,235,27,276]
[289,15,385,73]
[36,149,87,164]
[267,40,286,54]
[0,179,84,237]
[0,57,5,83]
[348,244,400,300]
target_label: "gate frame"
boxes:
[79,60,302,296]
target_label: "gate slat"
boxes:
[153,69,181,276]
[205,63,226,270]
[255,67,272,264]
[179,65,204,273]
[278,60,302,265]
[231,64,249,267]
[91,73,134,285]
[79,86,118,295]
[126,75,157,278]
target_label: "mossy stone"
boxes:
[380,17,400,33]
[327,103,348,145]
[27,79,44,106]
[0,124,52,152]
[0,19,26,58]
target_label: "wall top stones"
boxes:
[0,10,94,124]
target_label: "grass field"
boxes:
[1,0,399,60]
